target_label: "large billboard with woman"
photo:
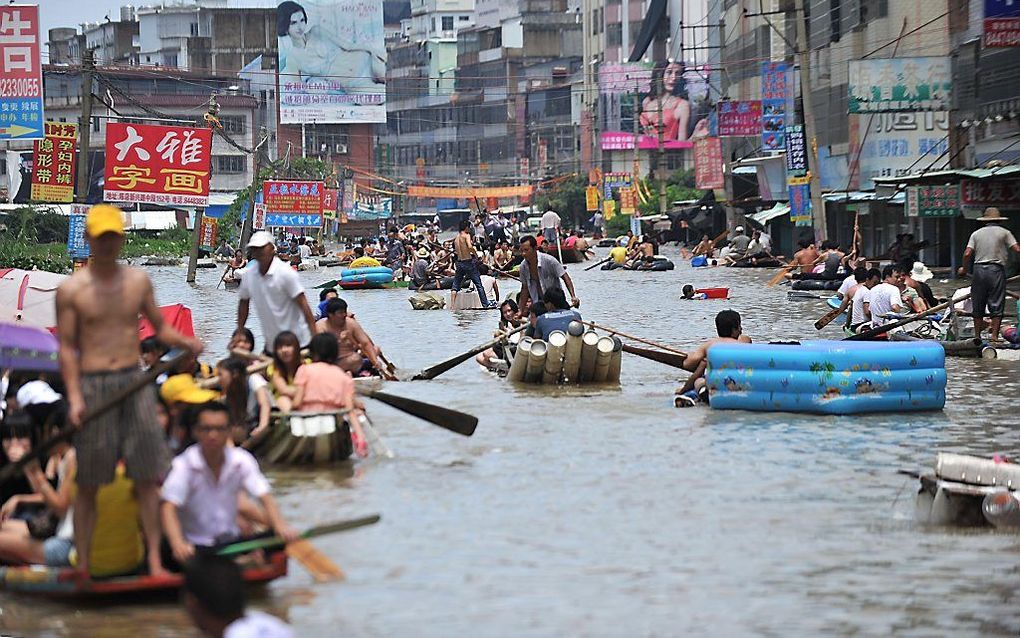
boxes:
[599,60,712,150]
[277,0,387,124]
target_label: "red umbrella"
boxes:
[139,304,195,340]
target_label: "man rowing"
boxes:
[56,204,203,577]
[674,310,751,407]
[517,235,580,310]
[315,298,390,377]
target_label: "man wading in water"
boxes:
[56,204,203,577]
[674,310,751,407]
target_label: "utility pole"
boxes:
[187,95,220,283]
[656,69,667,216]
[239,126,269,250]
[632,74,640,180]
[75,49,95,203]
[793,0,827,240]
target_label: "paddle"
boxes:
[286,540,345,582]
[621,343,687,369]
[0,351,190,486]
[813,303,846,330]
[767,264,797,287]
[360,388,479,436]
[217,514,382,557]
[215,265,230,290]
[491,267,520,281]
[845,274,1020,341]
[412,323,529,381]
[584,257,611,271]
[580,321,688,358]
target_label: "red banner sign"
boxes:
[960,179,1020,206]
[104,122,212,206]
[263,180,324,215]
[716,100,762,137]
[694,137,725,190]
[199,216,218,249]
[322,188,339,219]
[31,121,77,201]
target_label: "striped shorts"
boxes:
[75,367,169,487]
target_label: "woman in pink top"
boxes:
[293,333,368,456]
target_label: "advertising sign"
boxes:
[598,61,712,150]
[66,207,89,259]
[788,176,812,227]
[856,111,949,189]
[322,187,339,219]
[716,100,762,137]
[585,186,599,212]
[264,213,323,227]
[0,5,44,140]
[960,178,1020,207]
[619,187,637,215]
[104,123,213,206]
[406,185,533,199]
[603,199,616,221]
[602,172,632,200]
[351,195,392,220]
[694,137,725,189]
[263,180,325,215]
[985,0,1020,47]
[761,62,790,152]
[848,57,951,113]
[912,184,961,217]
[784,124,807,178]
[31,121,77,201]
[252,202,267,231]
[199,216,218,250]
[277,0,386,124]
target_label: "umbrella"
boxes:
[0,268,68,330]
[0,322,60,371]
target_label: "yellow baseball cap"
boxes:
[85,204,125,237]
[160,373,219,405]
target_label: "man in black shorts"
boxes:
[959,207,1020,340]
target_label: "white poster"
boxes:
[277,0,386,124]
[857,112,950,190]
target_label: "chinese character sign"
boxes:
[619,187,637,215]
[985,0,1020,47]
[784,125,807,177]
[322,188,339,219]
[252,202,267,230]
[694,137,725,189]
[788,177,812,227]
[199,216,218,250]
[603,199,616,221]
[104,122,213,206]
[917,184,961,217]
[960,178,1020,206]
[585,186,599,212]
[716,100,762,137]
[761,63,790,151]
[263,180,325,215]
[0,5,44,140]
[848,58,951,113]
[66,207,89,259]
[856,111,950,189]
[31,121,77,202]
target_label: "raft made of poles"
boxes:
[507,321,622,385]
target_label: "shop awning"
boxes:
[872,165,1020,186]
[823,190,906,204]
[749,203,790,225]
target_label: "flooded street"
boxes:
[4,250,1020,636]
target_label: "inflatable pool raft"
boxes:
[706,340,946,414]
[338,266,394,290]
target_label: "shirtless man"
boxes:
[692,234,715,258]
[56,204,203,577]
[315,298,386,376]
[451,219,493,308]
[785,239,820,278]
[674,310,751,406]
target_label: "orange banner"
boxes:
[407,185,534,199]
[585,186,599,212]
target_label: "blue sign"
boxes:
[987,0,1020,18]
[265,213,322,227]
[761,62,790,152]
[0,98,44,140]
[788,182,813,227]
[0,5,45,140]
[67,214,90,259]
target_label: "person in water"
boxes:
[675,310,751,407]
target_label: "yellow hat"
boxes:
[86,204,125,237]
[160,373,219,405]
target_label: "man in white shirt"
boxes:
[540,210,562,245]
[297,238,312,261]
[866,265,906,328]
[184,553,293,638]
[849,267,881,331]
[236,232,316,352]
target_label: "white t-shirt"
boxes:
[15,380,62,406]
[541,211,561,230]
[298,244,312,259]
[867,282,904,327]
[837,274,856,298]
[479,274,497,301]
[246,374,270,421]
[238,258,311,348]
[850,285,872,326]
[224,611,293,638]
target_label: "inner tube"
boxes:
[730,258,782,268]
[647,259,675,271]
[410,276,454,291]
[792,279,842,291]
[340,266,393,278]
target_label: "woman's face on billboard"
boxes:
[664,62,683,94]
[288,9,307,39]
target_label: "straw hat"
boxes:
[977,206,1007,222]
[416,247,430,258]
[910,261,933,282]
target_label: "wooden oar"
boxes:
[767,264,797,287]
[580,321,688,358]
[285,539,345,582]
[0,351,190,486]
[360,413,394,459]
[584,256,611,271]
[360,389,478,437]
[217,515,381,557]
[412,324,529,381]
[813,304,845,330]
[491,267,520,281]
[377,352,399,381]
[621,343,687,369]
[215,265,231,290]
[845,274,1020,341]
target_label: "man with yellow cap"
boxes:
[55,203,203,578]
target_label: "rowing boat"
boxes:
[0,552,287,598]
[244,411,354,465]
[915,453,1020,528]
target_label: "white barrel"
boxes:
[562,330,583,383]
[606,336,623,383]
[543,330,567,385]
[578,330,600,382]
[592,335,615,382]
[507,337,532,382]
[524,339,548,383]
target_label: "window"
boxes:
[459,15,470,21]
[442,16,454,31]
[216,156,246,173]
[219,115,245,134]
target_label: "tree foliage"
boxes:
[637,169,703,216]
[533,174,589,229]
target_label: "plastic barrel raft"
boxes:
[506,321,622,385]
[706,340,946,414]
[339,266,394,290]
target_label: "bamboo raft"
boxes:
[244,411,354,465]
[505,321,622,385]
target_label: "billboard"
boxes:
[31,121,77,202]
[263,180,325,214]
[0,4,44,140]
[856,111,949,189]
[694,137,724,189]
[277,0,386,124]
[104,123,213,206]
[985,0,1020,47]
[848,57,951,113]
[598,61,712,151]
[761,62,791,152]
[716,100,762,137]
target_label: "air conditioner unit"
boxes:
[335,143,349,154]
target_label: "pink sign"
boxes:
[716,101,762,137]
[600,132,694,151]
[694,137,725,190]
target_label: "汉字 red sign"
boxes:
[694,137,725,190]
[104,122,213,206]
[716,100,762,137]
[263,180,324,215]
[31,121,77,201]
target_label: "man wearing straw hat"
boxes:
[958,207,1020,340]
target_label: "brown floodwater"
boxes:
[3,251,1020,636]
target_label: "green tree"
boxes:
[637,169,704,216]
[533,174,589,229]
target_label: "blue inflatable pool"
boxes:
[706,340,946,414]
[339,267,394,290]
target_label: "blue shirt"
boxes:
[534,309,582,341]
